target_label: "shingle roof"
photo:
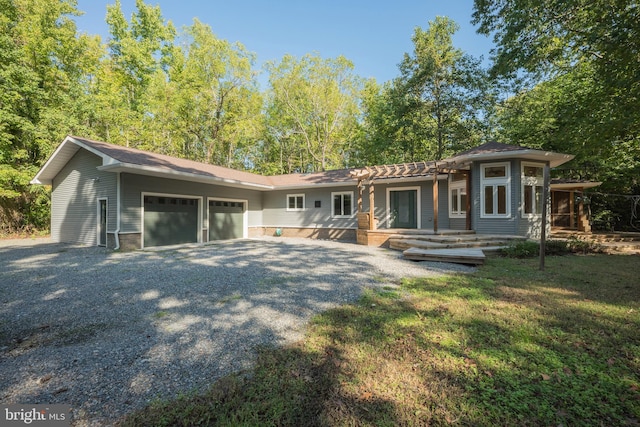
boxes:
[32,136,575,188]
[453,141,530,157]
[74,137,274,187]
[448,141,574,168]
[32,136,357,188]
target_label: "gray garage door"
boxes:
[144,196,199,248]
[209,200,244,241]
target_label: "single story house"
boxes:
[31,136,598,250]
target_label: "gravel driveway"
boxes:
[0,237,473,426]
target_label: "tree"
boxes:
[355,79,400,165]
[164,19,262,168]
[472,0,640,132]
[263,54,363,173]
[94,0,175,147]
[372,17,492,163]
[474,0,640,229]
[0,0,101,233]
[472,0,639,80]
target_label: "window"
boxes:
[449,175,467,217]
[287,194,305,211]
[481,162,511,218]
[522,163,544,216]
[332,192,353,217]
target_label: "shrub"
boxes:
[544,239,570,255]
[500,240,540,258]
[501,238,602,258]
[565,236,604,254]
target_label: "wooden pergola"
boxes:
[350,160,469,244]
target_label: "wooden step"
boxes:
[390,234,526,244]
[551,231,640,243]
[403,247,486,265]
[390,238,513,251]
[387,229,476,236]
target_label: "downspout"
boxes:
[114,172,121,250]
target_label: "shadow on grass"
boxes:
[118,254,640,426]
[119,343,400,426]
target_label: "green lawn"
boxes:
[120,254,640,426]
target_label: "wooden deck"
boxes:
[551,229,640,254]
[357,228,474,247]
[403,247,487,265]
[358,228,528,265]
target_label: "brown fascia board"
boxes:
[447,144,575,168]
[37,136,356,190]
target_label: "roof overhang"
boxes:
[97,163,275,190]
[30,136,118,185]
[551,181,602,190]
[273,181,358,190]
[449,149,575,169]
[31,136,274,190]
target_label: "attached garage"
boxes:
[209,199,246,241]
[143,195,200,248]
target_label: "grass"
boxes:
[0,230,50,240]
[119,254,640,426]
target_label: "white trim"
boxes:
[286,193,305,211]
[258,225,357,230]
[521,162,545,218]
[331,191,355,218]
[207,197,249,239]
[97,198,108,247]
[140,192,203,249]
[448,178,467,218]
[480,162,511,219]
[386,186,421,229]
[449,148,574,169]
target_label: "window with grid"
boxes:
[449,175,467,217]
[332,192,353,217]
[522,163,544,216]
[481,162,511,218]
[287,194,305,211]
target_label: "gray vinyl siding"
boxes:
[471,160,518,235]
[449,217,467,230]
[261,180,449,231]
[51,149,117,245]
[262,186,358,229]
[361,178,448,230]
[119,173,263,234]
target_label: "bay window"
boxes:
[522,163,544,216]
[481,162,511,218]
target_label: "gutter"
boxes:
[98,163,274,190]
[114,172,121,250]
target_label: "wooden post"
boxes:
[465,170,472,231]
[357,179,363,213]
[369,180,376,230]
[569,190,575,229]
[539,163,550,271]
[433,173,439,233]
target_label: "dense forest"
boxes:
[1,0,638,233]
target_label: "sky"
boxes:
[74,0,495,85]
